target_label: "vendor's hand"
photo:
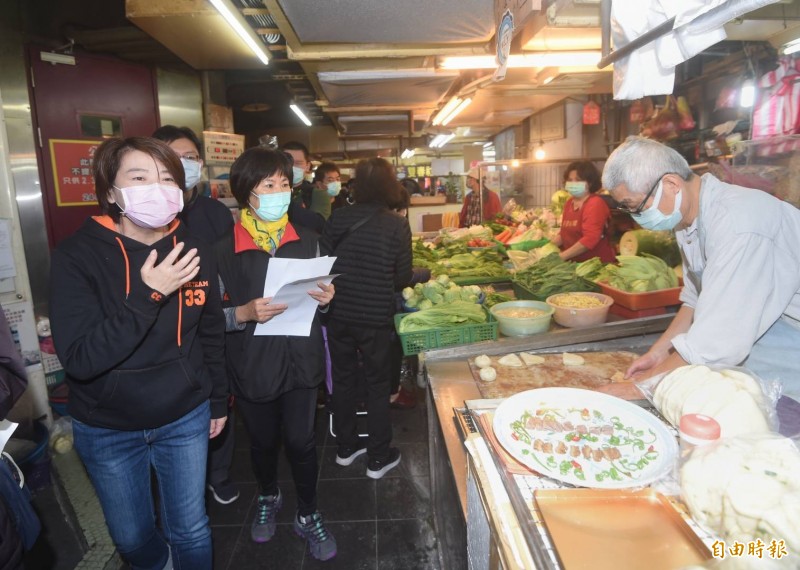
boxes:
[308,282,334,307]
[235,297,288,324]
[209,416,227,439]
[141,242,200,296]
[625,348,669,380]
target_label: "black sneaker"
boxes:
[294,511,337,561]
[335,446,367,466]
[366,447,401,479]
[207,479,240,505]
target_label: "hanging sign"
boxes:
[583,100,601,125]
[203,131,245,166]
[494,10,514,82]
[49,139,101,206]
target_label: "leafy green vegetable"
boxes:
[512,253,599,301]
[397,301,487,333]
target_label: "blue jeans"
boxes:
[73,401,212,570]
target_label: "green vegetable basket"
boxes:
[393,311,498,356]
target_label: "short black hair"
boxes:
[563,161,602,194]
[151,125,202,156]
[280,141,310,162]
[400,178,421,195]
[313,161,340,183]
[353,158,402,207]
[229,147,293,207]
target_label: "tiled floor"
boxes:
[208,387,440,570]
[21,382,438,569]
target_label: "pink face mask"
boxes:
[113,183,184,229]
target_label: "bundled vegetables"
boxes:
[437,250,508,280]
[402,275,482,310]
[550,189,570,218]
[512,253,599,301]
[397,301,487,333]
[598,254,679,292]
[481,286,513,309]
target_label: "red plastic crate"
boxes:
[597,282,682,311]
[609,304,667,319]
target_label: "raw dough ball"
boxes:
[479,366,497,382]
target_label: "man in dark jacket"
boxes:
[320,158,412,480]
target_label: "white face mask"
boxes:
[180,158,202,189]
[113,183,184,229]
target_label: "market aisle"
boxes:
[209,385,441,570]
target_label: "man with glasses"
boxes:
[602,136,800,403]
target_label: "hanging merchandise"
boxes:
[582,100,601,125]
[676,96,696,131]
[641,96,680,141]
[629,99,645,123]
[752,55,800,139]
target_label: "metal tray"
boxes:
[535,488,712,570]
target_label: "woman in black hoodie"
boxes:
[50,137,227,570]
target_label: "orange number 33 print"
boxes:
[183,288,206,306]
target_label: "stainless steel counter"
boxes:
[425,315,672,568]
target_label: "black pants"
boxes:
[328,320,393,462]
[236,388,318,516]
[206,407,235,487]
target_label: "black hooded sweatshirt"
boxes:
[49,216,227,430]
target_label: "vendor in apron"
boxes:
[601,136,800,404]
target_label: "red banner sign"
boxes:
[49,139,101,206]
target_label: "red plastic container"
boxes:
[597,282,682,311]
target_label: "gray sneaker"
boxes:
[294,511,337,561]
[251,490,282,543]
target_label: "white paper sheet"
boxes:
[255,256,337,337]
[0,219,17,280]
[0,420,18,455]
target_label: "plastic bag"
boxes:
[641,96,680,141]
[676,96,696,131]
[635,364,781,436]
[679,433,800,567]
[48,417,73,454]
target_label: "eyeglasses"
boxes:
[179,153,201,162]
[614,173,674,215]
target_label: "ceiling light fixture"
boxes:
[440,52,601,70]
[483,142,494,148]
[783,37,800,55]
[290,103,312,126]
[534,141,546,161]
[401,148,415,159]
[441,98,472,126]
[432,97,463,126]
[209,0,270,65]
[429,133,455,149]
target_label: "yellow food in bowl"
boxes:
[494,307,550,319]
[549,294,606,309]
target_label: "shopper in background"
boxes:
[152,126,234,243]
[311,161,341,220]
[603,136,800,403]
[321,158,412,479]
[551,161,616,263]
[152,125,239,507]
[213,148,337,561]
[50,137,227,570]
[280,142,326,233]
[459,167,502,227]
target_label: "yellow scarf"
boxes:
[240,207,288,253]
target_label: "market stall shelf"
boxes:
[535,489,711,570]
[468,351,640,400]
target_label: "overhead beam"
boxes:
[255,27,280,35]
[287,44,490,61]
[240,8,271,16]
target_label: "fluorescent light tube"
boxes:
[432,97,462,126]
[290,104,312,126]
[441,98,472,126]
[209,0,270,65]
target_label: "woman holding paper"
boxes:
[213,148,337,562]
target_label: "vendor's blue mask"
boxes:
[632,179,683,231]
[565,181,588,197]
[251,191,290,221]
[326,181,342,197]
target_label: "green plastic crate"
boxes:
[394,310,498,356]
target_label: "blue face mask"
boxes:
[565,181,587,198]
[292,167,306,187]
[326,181,341,197]
[250,191,290,221]
[631,180,683,231]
